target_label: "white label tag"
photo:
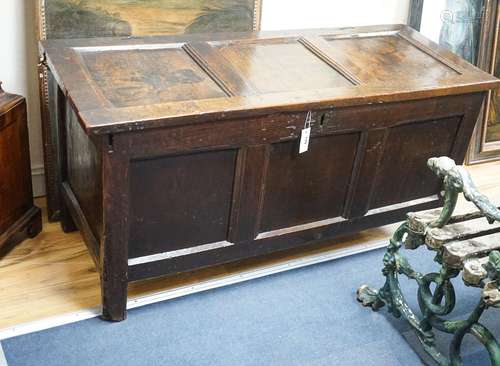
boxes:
[299,127,311,154]
[299,111,313,154]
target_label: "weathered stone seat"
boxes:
[357,156,500,365]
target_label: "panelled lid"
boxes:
[41,24,500,135]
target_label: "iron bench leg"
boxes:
[357,225,500,365]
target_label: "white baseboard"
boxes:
[31,165,45,198]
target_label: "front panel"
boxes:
[128,149,237,258]
[369,116,462,210]
[89,93,484,281]
[260,133,360,232]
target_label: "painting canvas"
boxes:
[42,0,260,39]
[418,0,484,64]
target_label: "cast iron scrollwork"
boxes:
[357,156,500,365]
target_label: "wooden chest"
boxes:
[40,24,500,321]
[0,83,42,253]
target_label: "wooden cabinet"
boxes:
[40,24,500,321]
[0,83,42,253]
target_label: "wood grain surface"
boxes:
[40,25,500,135]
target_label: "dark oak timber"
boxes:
[0,83,42,256]
[40,25,500,320]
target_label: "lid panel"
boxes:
[77,46,227,108]
[41,25,500,134]
[212,38,353,94]
[322,34,459,84]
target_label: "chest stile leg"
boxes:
[100,135,130,321]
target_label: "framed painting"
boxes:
[408,0,500,164]
[36,0,262,221]
[409,0,486,64]
[37,0,262,39]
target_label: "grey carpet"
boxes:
[2,247,499,365]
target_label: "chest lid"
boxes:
[41,24,500,135]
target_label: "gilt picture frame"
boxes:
[467,0,500,163]
[36,0,262,220]
[409,0,500,164]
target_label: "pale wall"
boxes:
[0,0,45,196]
[0,0,410,197]
[261,0,410,30]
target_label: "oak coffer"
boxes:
[40,24,500,321]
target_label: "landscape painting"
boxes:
[43,0,260,39]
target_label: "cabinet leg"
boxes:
[100,148,129,322]
[0,207,42,258]
[100,273,128,321]
[60,199,77,233]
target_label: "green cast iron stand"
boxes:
[357,157,500,366]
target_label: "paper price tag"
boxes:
[299,111,313,154]
[299,127,311,154]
